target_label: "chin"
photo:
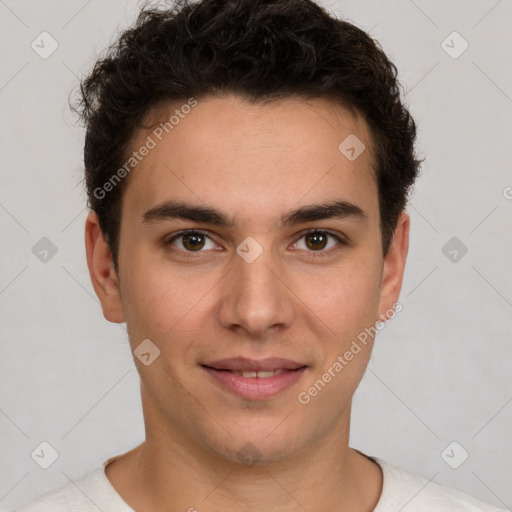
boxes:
[198,416,315,468]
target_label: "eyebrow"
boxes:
[141,199,367,228]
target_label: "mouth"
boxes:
[225,369,287,378]
[201,357,307,400]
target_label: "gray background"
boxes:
[1,0,511,510]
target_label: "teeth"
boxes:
[256,370,281,378]
[232,369,285,378]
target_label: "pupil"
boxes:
[184,233,204,251]
[307,233,327,250]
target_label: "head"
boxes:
[81,0,420,466]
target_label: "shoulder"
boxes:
[373,457,508,512]
[11,465,130,512]
[11,471,97,511]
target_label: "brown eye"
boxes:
[182,232,206,251]
[304,232,329,251]
[166,230,217,253]
[293,230,345,256]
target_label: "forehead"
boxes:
[121,94,378,226]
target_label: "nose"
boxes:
[216,243,295,339]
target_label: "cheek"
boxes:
[119,254,217,357]
[300,255,382,339]
[296,261,382,412]
[119,258,180,340]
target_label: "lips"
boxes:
[201,357,307,400]
[202,357,305,372]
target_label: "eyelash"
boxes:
[164,229,347,259]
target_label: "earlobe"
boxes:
[84,211,125,323]
[378,212,410,321]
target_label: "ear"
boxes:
[378,212,410,321]
[84,211,125,323]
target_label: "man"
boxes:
[13,0,506,510]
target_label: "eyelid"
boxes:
[298,228,347,244]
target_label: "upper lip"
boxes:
[202,357,306,372]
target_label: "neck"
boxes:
[106,415,382,512]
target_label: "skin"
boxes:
[85,94,409,512]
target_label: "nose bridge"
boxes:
[217,239,294,336]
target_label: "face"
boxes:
[86,94,409,465]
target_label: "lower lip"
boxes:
[201,366,307,400]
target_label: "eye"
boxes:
[292,230,346,255]
[164,228,346,258]
[165,230,218,253]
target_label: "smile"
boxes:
[230,369,285,378]
[201,358,307,400]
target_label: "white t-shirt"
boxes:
[11,451,507,511]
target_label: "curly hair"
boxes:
[76,0,421,271]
